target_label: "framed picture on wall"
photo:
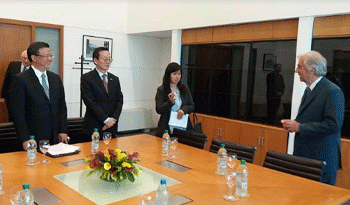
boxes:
[263,54,276,71]
[82,35,113,61]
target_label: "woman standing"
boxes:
[155,62,194,137]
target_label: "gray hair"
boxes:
[300,51,327,76]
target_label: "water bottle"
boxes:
[17,183,34,205]
[236,159,248,197]
[0,162,3,195]
[156,179,169,205]
[217,144,228,175]
[162,130,170,156]
[27,136,37,166]
[91,128,100,154]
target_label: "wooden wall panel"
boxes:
[182,19,298,45]
[314,15,350,38]
[182,27,213,45]
[337,138,350,189]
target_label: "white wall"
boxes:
[127,0,350,34]
[0,1,171,129]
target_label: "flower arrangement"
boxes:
[85,149,142,183]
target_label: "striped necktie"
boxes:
[41,73,50,100]
[103,74,108,93]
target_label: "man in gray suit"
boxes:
[281,51,345,185]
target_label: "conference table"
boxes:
[1,134,350,205]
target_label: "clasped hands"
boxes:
[281,119,300,133]
[103,117,116,131]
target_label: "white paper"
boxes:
[168,111,188,129]
[47,143,80,156]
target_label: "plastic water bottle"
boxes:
[217,144,228,175]
[91,128,100,154]
[162,130,170,156]
[236,159,248,197]
[0,162,3,195]
[156,179,169,205]
[17,183,34,205]
[27,136,37,166]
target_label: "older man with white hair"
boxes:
[281,51,345,185]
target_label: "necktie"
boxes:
[102,74,108,93]
[41,74,50,100]
[298,87,311,113]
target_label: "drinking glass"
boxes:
[224,172,239,201]
[139,192,154,205]
[10,185,21,204]
[169,137,178,158]
[39,140,50,163]
[227,153,238,171]
[103,132,112,150]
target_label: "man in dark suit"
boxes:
[281,51,345,185]
[1,50,31,105]
[9,42,69,150]
[81,47,123,138]
[266,63,285,125]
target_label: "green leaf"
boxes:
[126,172,135,182]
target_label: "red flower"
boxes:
[125,167,134,172]
[110,166,119,175]
[89,159,100,169]
[128,152,139,160]
[95,152,104,160]
[108,149,116,160]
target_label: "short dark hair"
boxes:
[93,47,109,61]
[27,42,50,62]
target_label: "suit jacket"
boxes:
[294,77,345,184]
[155,84,194,137]
[1,61,22,101]
[8,67,68,145]
[81,69,123,137]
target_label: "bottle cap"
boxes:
[94,128,98,132]
[23,183,30,189]
[160,179,166,185]
[241,159,246,165]
[30,135,35,140]
[164,130,168,134]
[221,144,225,148]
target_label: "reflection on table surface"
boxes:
[1,134,350,205]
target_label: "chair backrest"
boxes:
[67,117,85,143]
[0,122,21,153]
[263,150,326,182]
[209,138,257,163]
[172,128,208,149]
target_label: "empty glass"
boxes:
[227,153,238,171]
[139,193,154,205]
[103,132,112,150]
[224,172,239,201]
[169,137,178,158]
[39,140,50,163]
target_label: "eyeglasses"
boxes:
[36,54,54,59]
[100,58,113,63]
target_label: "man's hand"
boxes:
[177,109,184,119]
[281,119,301,133]
[22,140,30,151]
[103,118,116,130]
[59,133,70,144]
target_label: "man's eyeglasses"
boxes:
[36,54,54,59]
[100,58,113,63]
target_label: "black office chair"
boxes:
[172,128,208,149]
[209,138,257,163]
[0,122,22,153]
[263,150,326,182]
[67,117,86,143]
